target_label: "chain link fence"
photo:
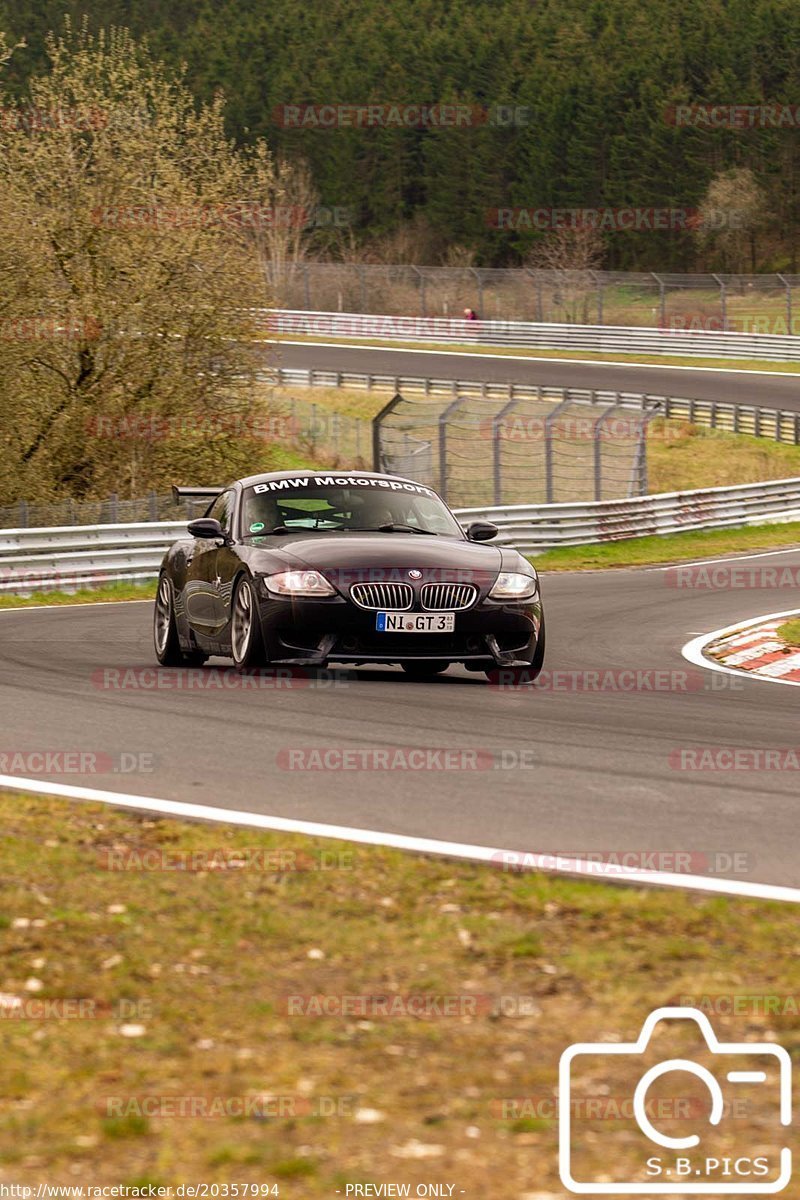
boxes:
[270,264,800,333]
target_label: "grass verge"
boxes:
[0,791,798,1190]
[532,520,800,571]
[0,581,155,609]
[647,420,800,491]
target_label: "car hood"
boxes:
[244,531,506,593]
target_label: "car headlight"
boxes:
[262,570,336,597]
[488,571,539,601]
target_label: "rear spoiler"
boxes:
[172,486,224,504]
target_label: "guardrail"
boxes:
[265,308,800,362]
[3,477,800,593]
[277,366,800,445]
[458,477,800,553]
[0,523,186,594]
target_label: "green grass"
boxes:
[0,791,799,1191]
[777,618,800,646]
[533,520,800,571]
[648,420,800,491]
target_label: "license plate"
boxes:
[376,612,455,633]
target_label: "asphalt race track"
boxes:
[277,341,800,410]
[2,550,799,889]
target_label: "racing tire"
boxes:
[154,574,207,667]
[484,618,545,686]
[401,661,449,678]
[231,575,267,673]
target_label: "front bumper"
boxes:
[253,592,542,668]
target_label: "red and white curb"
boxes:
[682,609,800,688]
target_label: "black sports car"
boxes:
[154,470,545,681]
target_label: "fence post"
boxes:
[472,267,484,316]
[652,272,665,328]
[438,396,467,503]
[712,274,727,331]
[544,391,573,503]
[492,397,522,505]
[596,272,604,325]
[303,263,311,310]
[148,491,157,521]
[18,500,29,528]
[593,399,625,500]
[372,392,406,471]
[413,266,427,317]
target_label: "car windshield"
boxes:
[240,477,463,538]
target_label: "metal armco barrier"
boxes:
[3,478,800,593]
[264,308,800,363]
[458,477,800,553]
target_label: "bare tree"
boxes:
[694,167,768,272]
[255,156,319,303]
[526,225,605,322]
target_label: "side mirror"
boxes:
[465,521,498,542]
[188,517,227,541]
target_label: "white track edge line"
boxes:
[682,608,800,689]
[648,546,800,571]
[2,774,798,904]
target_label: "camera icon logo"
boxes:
[559,1006,791,1194]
